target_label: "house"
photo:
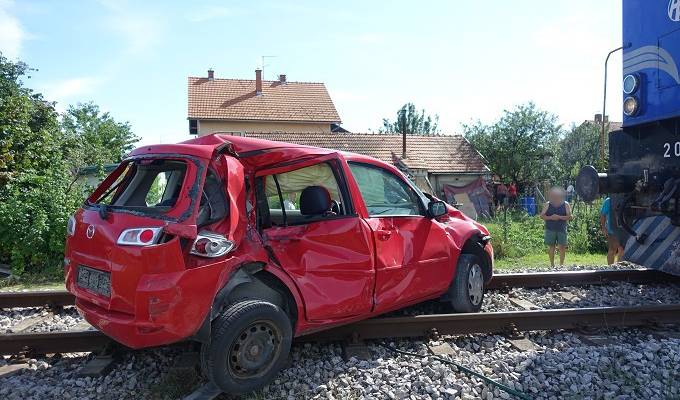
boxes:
[187,69,341,135]
[584,113,622,133]
[226,132,490,197]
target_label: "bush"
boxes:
[0,169,84,275]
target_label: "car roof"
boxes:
[128,133,390,170]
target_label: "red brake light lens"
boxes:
[117,227,162,246]
[190,232,234,258]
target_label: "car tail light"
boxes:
[190,231,234,258]
[117,227,162,246]
[67,215,76,236]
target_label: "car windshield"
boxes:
[92,159,189,215]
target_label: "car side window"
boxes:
[348,163,423,217]
[258,162,347,227]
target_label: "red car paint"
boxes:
[65,134,493,348]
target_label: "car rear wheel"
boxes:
[201,300,292,394]
[449,254,485,312]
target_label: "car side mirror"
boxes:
[428,200,447,218]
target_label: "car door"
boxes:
[255,155,376,322]
[347,162,452,313]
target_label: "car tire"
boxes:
[449,254,485,312]
[200,300,292,394]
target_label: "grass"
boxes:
[0,265,65,292]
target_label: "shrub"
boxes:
[0,169,84,275]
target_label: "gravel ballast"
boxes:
[2,263,679,399]
[1,328,679,399]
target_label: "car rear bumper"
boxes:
[65,259,232,349]
[75,297,184,349]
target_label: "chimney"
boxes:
[594,113,602,123]
[207,68,214,81]
[278,74,287,83]
[255,69,262,95]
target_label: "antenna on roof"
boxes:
[261,55,277,79]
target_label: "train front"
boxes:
[576,0,680,275]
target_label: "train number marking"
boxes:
[663,142,680,158]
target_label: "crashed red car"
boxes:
[64,133,494,393]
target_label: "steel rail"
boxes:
[0,329,111,355]
[2,304,679,355]
[0,290,74,309]
[486,268,680,290]
[302,303,680,342]
[2,269,677,310]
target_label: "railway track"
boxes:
[2,268,678,309]
[1,268,679,356]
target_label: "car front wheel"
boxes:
[449,254,485,312]
[201,300,292,394]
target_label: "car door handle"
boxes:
[376,229,393,241]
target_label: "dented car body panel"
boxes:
[65,134,493,349]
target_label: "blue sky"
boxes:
[1,0,623,145]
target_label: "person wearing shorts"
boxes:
[540,187,572,267]
[600,197,623,265]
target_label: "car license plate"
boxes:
[77,266,111,297]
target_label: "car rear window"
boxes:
[93,159,188,215]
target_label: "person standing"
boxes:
[600,197,624,265]
[508,182,518,207]
[496,182,508,209]
[540,187,573,268]
[566,183,575,203]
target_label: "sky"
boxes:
[0,0,623,146]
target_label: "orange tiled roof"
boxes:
[188,77,341,123]
[229,132,489,174]
[582,119,622,133]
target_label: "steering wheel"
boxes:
[330,200,341,215]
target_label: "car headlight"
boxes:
[623,96,639,116]
[623,74,639,94]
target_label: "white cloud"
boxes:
[189,5,231,23]
[0,0,24,59]
[41,77,102,111]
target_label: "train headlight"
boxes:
[623,74,639,94]
[623,96,639,116]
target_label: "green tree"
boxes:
[0,54,63,187]
[0,53,138,276]
[380,103,440,135]
[558,121,608,181]
[61,102,138,178]
[463,102,562,186]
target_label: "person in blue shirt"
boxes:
[600,197,623,265]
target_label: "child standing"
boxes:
[540,187,573,267]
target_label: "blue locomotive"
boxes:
[577,0,680,275]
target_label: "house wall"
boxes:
[197,120,331,136]
[430,173,483,197]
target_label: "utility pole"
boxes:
[600,44,629,161]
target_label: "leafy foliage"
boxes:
[380,103,440,135]
[484,200,606,261]
[0,53,137,276]
[463,102,562,186]
[61,102,138,176]
[557,121,610,181]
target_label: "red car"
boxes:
[64,134,494,393]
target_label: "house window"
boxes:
[189,119,198,135]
